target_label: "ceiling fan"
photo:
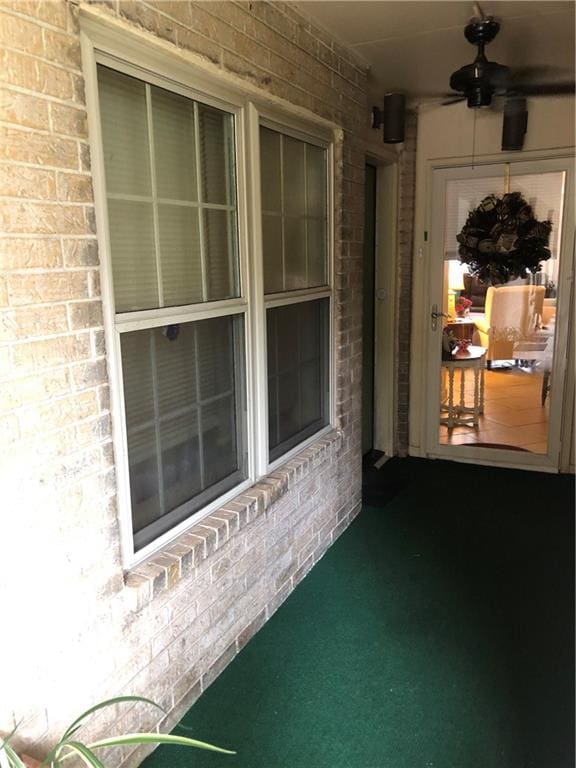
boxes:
[442,2,574,109]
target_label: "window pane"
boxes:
[108,200,158,312]
[98,65,240,314]
[307,218,327,287]
[160,413,201,512]
[121,331,155,426]
[98,66,151,196]
[283,136,305,216]
[121,316,247,550]
[203,396,238,487]
[306,143,326,216]
[260,127,282,213]
[203,209,239,300]
[152,87,197,202]
[262,214,283,294]
[284,218,307,290]
[267,298,329,461]
[155,322,197,416]
[199,105,235,206]
[260,126,328,293]
[127,427,161,533]
[196,315,234,399]
[158,204,203,306]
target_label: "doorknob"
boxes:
[430,304,448,331]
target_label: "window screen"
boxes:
[267,298,329,462]
[121,316,246,549]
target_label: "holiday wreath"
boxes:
[456,191,552,284]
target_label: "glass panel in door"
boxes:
[438,170,566,455]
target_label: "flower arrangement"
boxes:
[454,296,472,317]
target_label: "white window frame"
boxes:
[256,116,334,472]
[81,12,336,566]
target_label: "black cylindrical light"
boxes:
[383,93,405,143]
[502,98,528,151]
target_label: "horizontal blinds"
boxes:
[444,176,504,260]
[509,171,565,260]
[260,126,327,293]
[444,171,566,265]
[121,316,246,546]
[97,65,239,313]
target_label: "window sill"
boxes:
[124,429,343,612]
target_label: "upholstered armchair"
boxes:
[473,285,545,364]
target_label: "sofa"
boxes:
[461,274,489,311]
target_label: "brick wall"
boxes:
[395,111,417,454]
[0,2,404,764]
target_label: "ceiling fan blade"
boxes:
[511,82,575,96]
[442,96,467,106]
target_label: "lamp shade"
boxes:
[448,259,466,291]
[383,93,405,143]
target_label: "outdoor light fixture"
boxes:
[501,97,528,151]
[372,93,406,143]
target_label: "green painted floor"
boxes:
[143,458,574,768]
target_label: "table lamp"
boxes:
[447,260,466,318]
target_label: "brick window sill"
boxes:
[124,429,343,611]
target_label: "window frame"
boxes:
[81,15,335,566]
[254,114,335,475]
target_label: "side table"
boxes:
[440,345,486,429]
[444,319,477,342]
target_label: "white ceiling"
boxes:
[295,1,575,101]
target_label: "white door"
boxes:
[424,156,575,471]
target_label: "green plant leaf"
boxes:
[0,743,27,768]
[87,733,235,755]
[43,696,165,765]
[60,743,105,768]
[61,697,164,742]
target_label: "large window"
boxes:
[94,58,332,558]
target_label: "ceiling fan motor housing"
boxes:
[450,60,510,107]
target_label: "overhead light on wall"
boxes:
[372,93,406,144]
[501,97,528,151]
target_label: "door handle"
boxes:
[430,304,448,331]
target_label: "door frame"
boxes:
[364,154,398,457]
[415,152,575,472]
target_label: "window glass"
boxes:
[108,200,158,312]
[99,66,151,196]
[157,205,203,307]
[260,127,328,293]
[267,298,329,461]
[98,65,240,312]
[152,87,198,202]
[121,316,246,550]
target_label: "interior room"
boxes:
[1,2,574,767]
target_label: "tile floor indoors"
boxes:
[439,363,549,452]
